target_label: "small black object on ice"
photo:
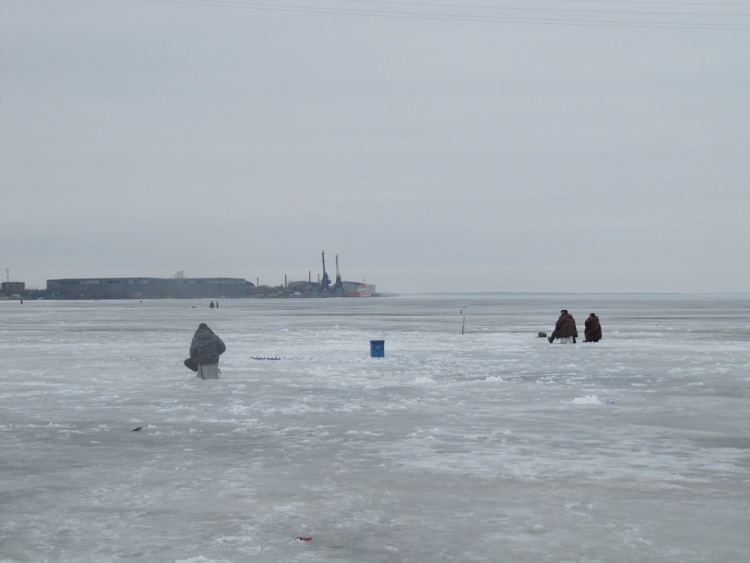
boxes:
[131,426,143,432]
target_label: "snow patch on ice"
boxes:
[412,376,435,385]
[570,394,604,405]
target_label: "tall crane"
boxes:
[333,255,344,295]
[320,250,331,293]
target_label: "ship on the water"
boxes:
[342,280,375,298]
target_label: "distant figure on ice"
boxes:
[209,301,215,309]
[184,323,226,379]
[548,309,578,343]
[584,313,602,342]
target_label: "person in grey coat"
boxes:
[184,323,226,372]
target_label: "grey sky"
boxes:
[2,0,748,293]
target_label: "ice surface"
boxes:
[1,294,749,562]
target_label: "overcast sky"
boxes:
[2,0,748,293]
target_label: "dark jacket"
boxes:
[584,314,602,342]
[189,324,226,365]
[553,312,578,339]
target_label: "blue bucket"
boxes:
[370,340,385,358]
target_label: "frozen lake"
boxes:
[1,294,749,562]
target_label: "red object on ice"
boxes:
[297,536,312,542]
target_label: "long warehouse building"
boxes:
[46,277,251,299]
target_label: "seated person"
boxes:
[548,309,578,343]
[584,313,602,342]
[184,323,226,377]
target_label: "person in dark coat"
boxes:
[584,313,602,342]
[184,323,226,372]
[548,309,578,343]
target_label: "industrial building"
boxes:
[6,253,375,300]
[46,277,252,299]
[1,281,25,297]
